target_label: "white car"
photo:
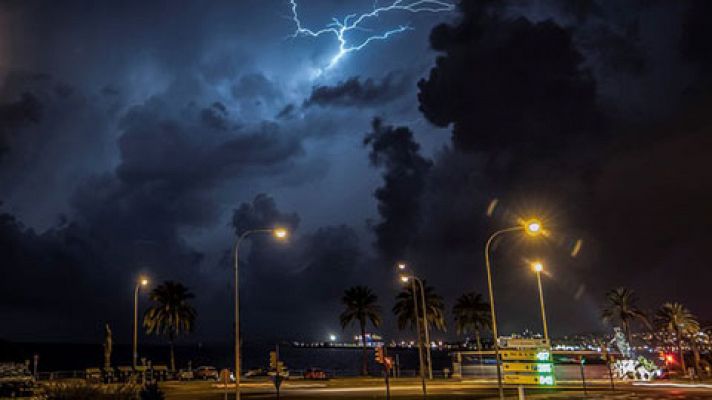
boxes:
[177,369,194,381]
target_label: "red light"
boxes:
[665,354,675,364]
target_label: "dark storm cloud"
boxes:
[364,118,432,263]
[418,3,602,159]
[117,101,302,194]
[0,71,58,161]
[232,73,281,103]
[304,72,410,108]
[679,0,712,95]
[0,72,308,339]
[200,102,230,130]
[0,93,42,159]
[231,193,301,236]
[275,103,296,120]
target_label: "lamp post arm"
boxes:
[484,225,522,400]
[133,284,140,369]
[413,277,432,380]
[233,228,277,400]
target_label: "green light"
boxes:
[539,375,554,386]
[536,350,550,361]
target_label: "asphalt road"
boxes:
[162,378,712,400]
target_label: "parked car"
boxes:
[177,369,194,381]
[194,366,219,381]
[303,368,328,380]
[244,368,265,377]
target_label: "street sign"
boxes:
[501,349,551,361]
[501,344,555,387]
[504,374,554,386]
[503,362,553,373]
[499,338,549,348]
[504,374,539,385]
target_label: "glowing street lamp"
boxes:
[397,263,431,391]
[525,219,542,236]
[133,277,149,369]
[233,227,288,400]
[273,228,288,239]
[531,261,549,341]
[532,261,544,273]
[484,217,544,400]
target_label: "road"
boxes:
[162,378,712,399]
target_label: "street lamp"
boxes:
[133,277,149,369]
[233,227,288,400]
[525,219,542,236]
[484,218,543,400]
[531,261,549,342]
[398,263,432,383]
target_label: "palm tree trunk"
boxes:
[360,321,368,376]
[677,328,687,375]
[169,334,176,372]
[623,320,631,347]
[691,337,701,376]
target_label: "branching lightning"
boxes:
[288,0,454,70]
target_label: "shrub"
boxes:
[139,383,165,400]
[45,382,140,400]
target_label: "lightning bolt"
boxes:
[288,0,454,70]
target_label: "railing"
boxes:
[36,368,451,381]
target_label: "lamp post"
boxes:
[398,262,433,379]
[531,261,549,342]
[399,274,426,396]
[133,277,148,369]
[484,219,542,400]
[233,228,287,400]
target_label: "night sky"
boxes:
[1,0,711,345]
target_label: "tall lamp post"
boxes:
[531,262,549,342]
[133,277,148,369]
[398,272,427,396]
[233,228,287,400]
[398,264,433,380]
[485,219,542,400]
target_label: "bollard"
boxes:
[579,357,587,396]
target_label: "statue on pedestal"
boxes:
[103,323,113,370]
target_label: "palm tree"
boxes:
[393,281,447,333]
[340,286,382,376]
[688,325,703,375]
[655,302,699,374]
[143,281,197,371]
[452,292,491,352]
[601,287,647,344]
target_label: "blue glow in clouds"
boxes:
[288,0,454,70]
